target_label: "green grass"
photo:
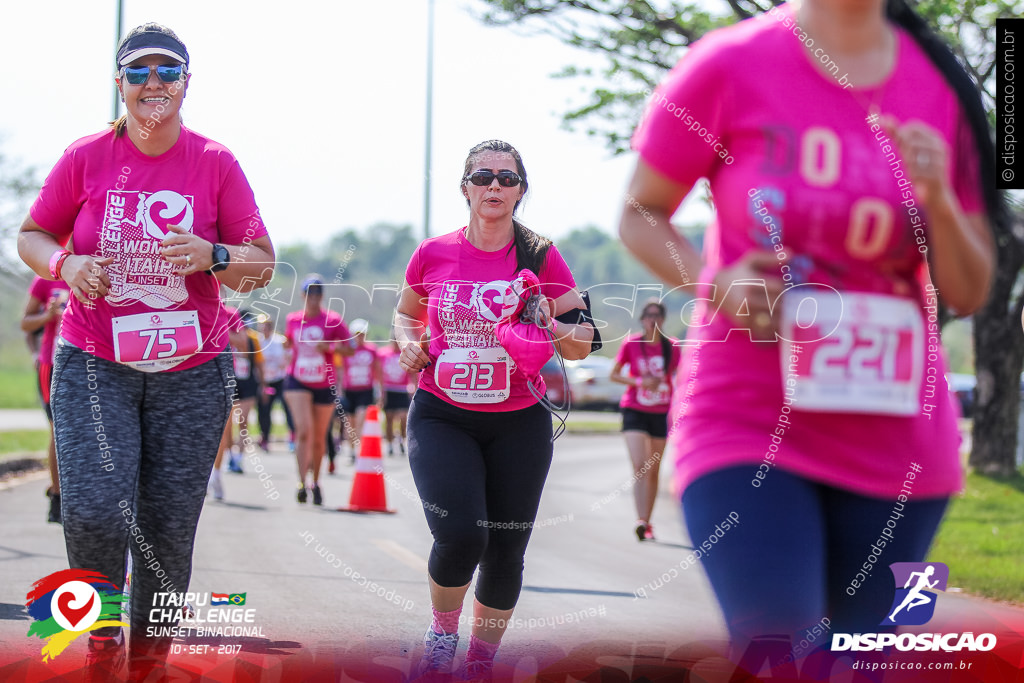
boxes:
[562,419,620,434]
[0,429,50,455]
[929,471,1024,604]
[0,366,39,409]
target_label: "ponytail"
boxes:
[659,333,672,378]
[509,219,553,275]
[110,115,128,138]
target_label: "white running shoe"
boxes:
[209,469,224,501]
[455,658,494,682]
[417,628,459,676]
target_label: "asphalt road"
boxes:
[2,431,1022,682]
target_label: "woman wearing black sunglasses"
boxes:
[17,23,274,680]
[395,140,597,679]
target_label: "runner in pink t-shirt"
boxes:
[283,275,352,506]
[15,23,276,674]
[340,318,378,453]
[21,275,71,524]
[378,337,415,456]
[395,140,598,678]
[619,1,999,660]
[609,300,681,542]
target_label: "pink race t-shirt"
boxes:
[284,310,351,390]
[633,5,983,500]
[30,126,268,372]
[343,343,378,391]
[615,334,682,413]
[28,276,71,365]
[379,347,413,392]
[405,227,577,412]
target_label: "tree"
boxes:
[0,147,41,289]
[478,0,1024,475]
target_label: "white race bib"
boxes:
[295,350,327,383]
[434,347,511,404]
[112,310,202,372]
[637,382,671,407]
[233,355,252,380]
[780,291,924,416]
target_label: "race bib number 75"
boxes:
[780,291,924,416]
[112,310,202,373]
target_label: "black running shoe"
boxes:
[311,485,323,506]
[48,492,62,524]
[297,484,308,503]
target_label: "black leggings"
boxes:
[408,390,553,611]
[258,378,294,439]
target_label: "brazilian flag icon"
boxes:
[228,593,246,606]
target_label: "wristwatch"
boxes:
[209,244,230,273]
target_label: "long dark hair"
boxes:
[109,23,188,138]
[641,300,673,375]
[886,0,1007,231]
[462,140,552,274]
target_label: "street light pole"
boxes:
[112,0,124,121]
[423,0,435,240]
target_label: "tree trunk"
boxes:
[969,215,1024,477]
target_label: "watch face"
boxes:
[212,245,230,271]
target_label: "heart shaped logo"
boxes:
[57,592,94,629]
[50,582,101,632]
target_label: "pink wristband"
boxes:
[48,249,71,280]
[634,377,643,388]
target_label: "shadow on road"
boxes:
[0,604,28,621]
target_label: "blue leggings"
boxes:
[682,466,948,650]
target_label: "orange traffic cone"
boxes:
[337,406,395,513]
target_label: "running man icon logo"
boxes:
[882,562,949,626]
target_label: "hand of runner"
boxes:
[880,116,949,208]
[161,224,212,275]
[710,250,786,341]
[400,333,431,373]
[62,255,114,304]
[640,375,662,390]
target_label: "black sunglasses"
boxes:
[464,170,523,187]
[121,64,185,85]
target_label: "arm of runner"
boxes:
[619,160,701,289]
[394,282,431,372]
[609,360,636,387]
[882,118,994,315]
[546,290,594,361]
[621,160,784,339]
[160,225,276,293]
[20,294,50,334]
[18,216,113,304]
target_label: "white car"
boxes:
[564,356,624,410]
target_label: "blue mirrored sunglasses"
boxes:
[121,64,185,85]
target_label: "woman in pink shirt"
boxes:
[340,318,379,449]
[619,0,1001,665]
[21,276,71,524]
[395,140,598,679]
[378,335,416,456]
[283,275,352,505]
[609,300,681,542]
[16,24,274,679]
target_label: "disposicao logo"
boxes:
[26,569,128,661]
[884,561,948,626]
[831,562,996,653]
